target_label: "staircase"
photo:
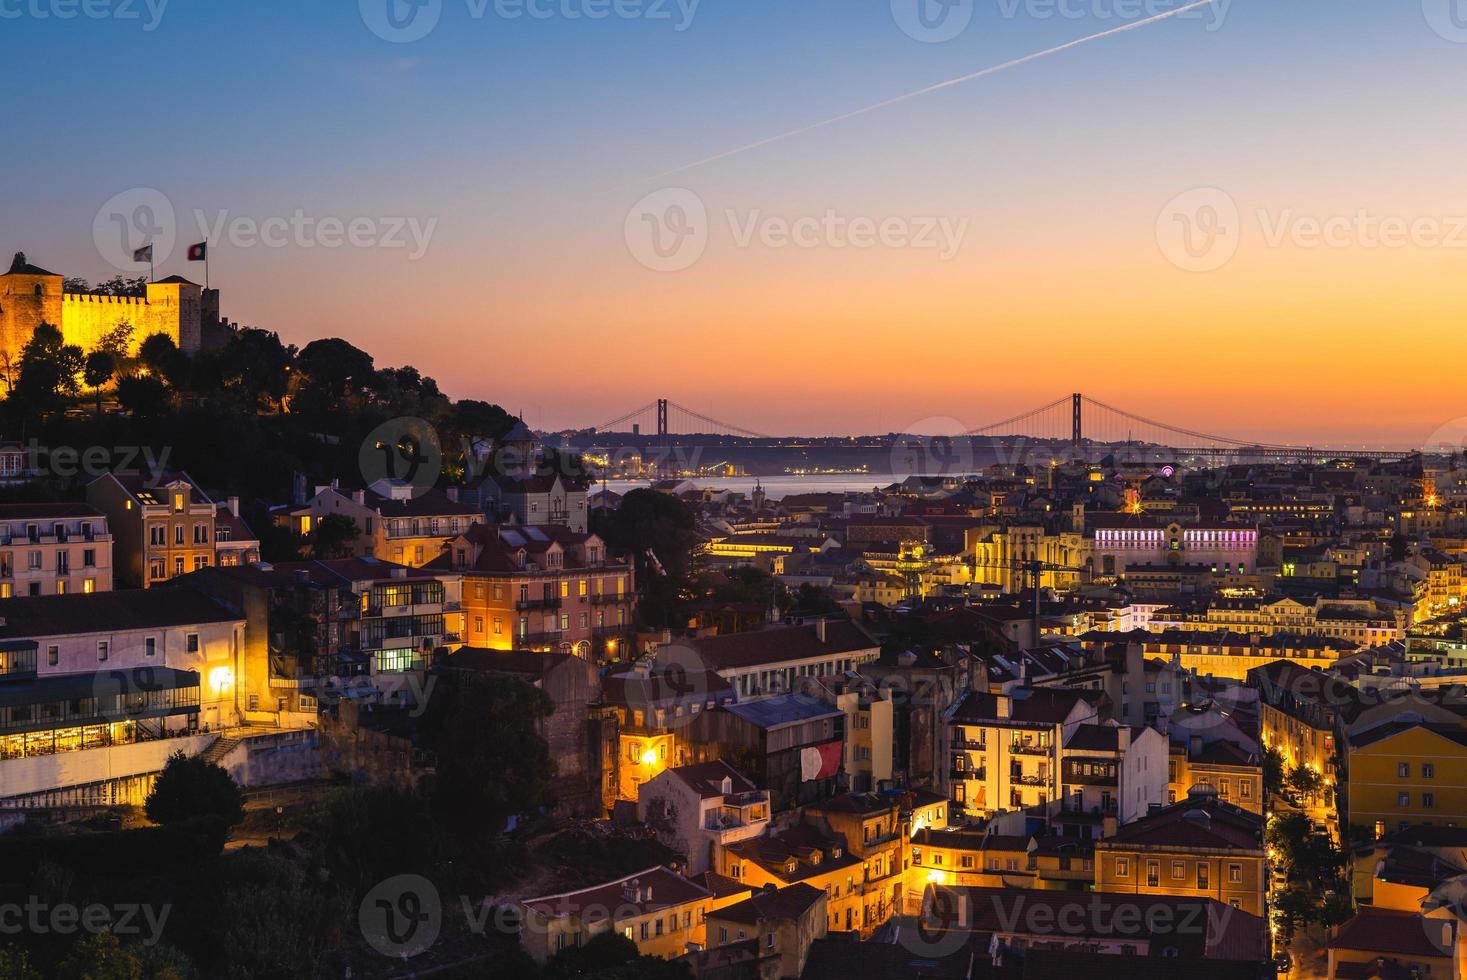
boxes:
[201,735,243,767]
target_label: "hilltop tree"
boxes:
[84,350,117,419]
[218,328,294,412]
[295,338,375,414]
[418,672,555,830]
[11,322,84,414]
[144,752,245,828]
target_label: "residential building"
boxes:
[1326,906,1457,980]
[704,883,827,978]
[212,498,260,567]
[1093,786,1266,916]
[600,660,737,805]
[1346,722,1467,839]
[714,822,867,936]
[432,523,634,661]
[302,480,481,566]
[518,866,712,964]
[0,502,112,597]
[1058,722,1169,823]
[670,620,881,702]
[87,470,218,588]
[806,793,905,935]
[687,695,846,811]
[475,470,590,533]
[636,760,771,876]
[941,688,1103,822]
[172,558,463,720]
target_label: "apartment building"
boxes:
[941,688,1102,821]
[519,866,712,964]
[302,480,481,566]
[1059,723,1169,823]
[1346,722,1467,839]
[87,471,217,588]
[0,502,112,597]
[674,620,881,702]
[715,822,867,936]
[1093,787,1266,916]
[637,761,771,876]
[806,793,905,936]
[600,662,737,805]
[433,524,634,661]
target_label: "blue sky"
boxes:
[5,1,1466,440]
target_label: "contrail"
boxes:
[652,0,1220,179]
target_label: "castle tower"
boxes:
[146,276,204,353]
[0,252,63,364]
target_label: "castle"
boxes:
[0,252,227,364]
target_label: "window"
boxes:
[1146,861,1159,887]
[47,645,58,666]
[145,637,156,658]
[186,633,199,653]
[174,525,184,545]
[1228,863,1241,883]
[1399,793,1411,808]
[150,525,165,546]
[1197,864,1208,889]
[1399,763,1411,778]
[1424,793,1435,809]
[97,641,109,662]
[1171,861,1184,880]
[83,578,95,594]
[765,932,775,949]
[83,549,95,567]
[1115,858,1129,878]
[1240,780,1252,800]
[1424,763,1436,779]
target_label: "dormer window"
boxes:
[174,492,186,512]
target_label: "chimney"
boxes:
[227,496,240,518]
[352,489,366,506]
[815,619,827,643]
[1118,726,1131,755]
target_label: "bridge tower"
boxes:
[656,399,669,438]
[1072,393,1082,450]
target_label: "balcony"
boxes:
[1011,773,1047,786]
[519,632,563,646]
[951,767,986,781]
[516,596,562,612]
[951,737,986,751]
[1009,742,1051,756]
[593,625,627,639]
[592,593,628,606]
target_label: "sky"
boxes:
[5,0,1466,446]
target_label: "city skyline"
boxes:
[8,1,1467,443]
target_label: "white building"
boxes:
[637,760,771,876]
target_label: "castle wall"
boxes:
[0,266,204,369]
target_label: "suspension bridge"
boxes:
[577,394,1414,462]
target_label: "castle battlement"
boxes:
[62,293,150,306]
[2,252,211,360]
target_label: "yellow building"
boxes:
[905,827,1036,910]
[1347,723,1467,839]
[519,866,713,964]
[1093,788,1266,916]
[1168,738,1263,814]
[714,822,868,936]
[1326,906,1457,980]
[805,794,905,936]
